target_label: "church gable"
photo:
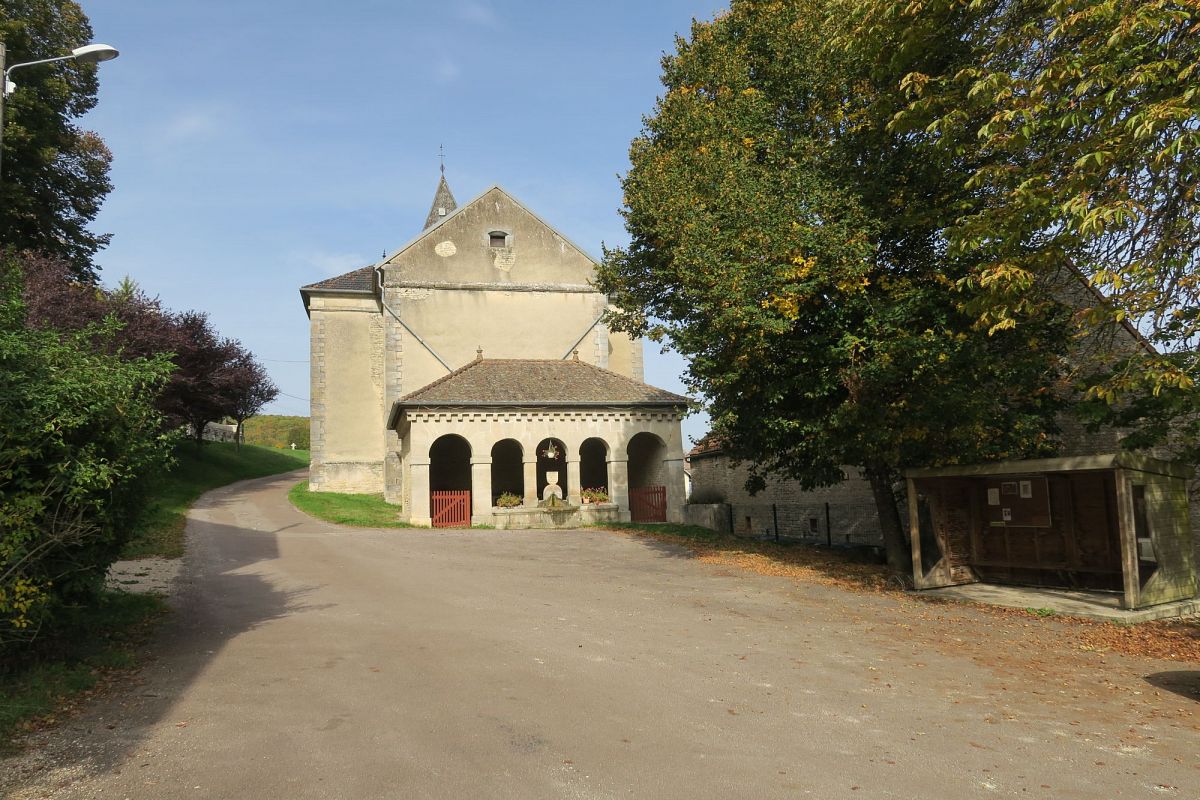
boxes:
[383,186,597,286]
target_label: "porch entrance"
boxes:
[630,486,667,523]
[431,490,471,527]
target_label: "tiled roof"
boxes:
[687,435,725,459]
[396,358,690,407]
[424,174,458,230]
[301,265,377,293]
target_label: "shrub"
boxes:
[688,488,726,504]
[1,258,173,659]
[581,487,609,503]
[495,492,523,508]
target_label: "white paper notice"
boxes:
[1019,480,1032,499]
[987,488,1000,506]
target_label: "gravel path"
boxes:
[2,469,1196,799]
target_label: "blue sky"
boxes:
[79,0,724,446]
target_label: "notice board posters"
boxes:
[984,476,1051,527]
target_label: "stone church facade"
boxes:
[300,177,689,526]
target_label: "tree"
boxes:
[596,0,1070,572]
[155,311,244,444]
[853,0,1200,452]
[223,350,279,450]
[0,0,112,279]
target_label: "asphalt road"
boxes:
[3,471,1196,799]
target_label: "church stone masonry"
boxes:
[300,176,688,526]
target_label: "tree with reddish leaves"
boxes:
[17,253,278,445]
[223,349,279,449]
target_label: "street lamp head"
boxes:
[70,44,119,63]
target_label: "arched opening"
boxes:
[627,432,668,522]
[535,437,568,501]
[580,438,609,500]
[429,434,471,527]
[491,439,524,505]
[627,432,667,489]
[430,434,472,491]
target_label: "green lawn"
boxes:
[122,442,309,558]
[288,481,411,528]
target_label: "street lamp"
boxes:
[0,41,120,183]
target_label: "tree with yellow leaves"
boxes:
[597,0,1070,572]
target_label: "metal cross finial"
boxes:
[438,144,445,175]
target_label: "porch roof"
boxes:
[388,357,689,427]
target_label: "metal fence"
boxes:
[686,500,886,547]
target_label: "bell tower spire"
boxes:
[424,145,457,229]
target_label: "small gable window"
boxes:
[489,230,509,248]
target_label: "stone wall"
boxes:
[688,452,884,545]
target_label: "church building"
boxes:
[300,175,689,527]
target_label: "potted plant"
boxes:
[581,487,609,505]
[496,492,522,508]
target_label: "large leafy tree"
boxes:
[852,0,1200,456]
[597,0,1069,571]
[0,0,112,278]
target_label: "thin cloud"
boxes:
[455,1,500,27]
[434,57,461,84]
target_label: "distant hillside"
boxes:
[243,415,310,449]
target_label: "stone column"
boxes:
[566,458,582,505]
[471,457,493,524]
[523,458,538,506]
[608,458,631,522]
[664,457,685,523]
[409,460,431,526]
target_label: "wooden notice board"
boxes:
[984,476,1051,527]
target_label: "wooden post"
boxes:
[1113,468,1141,609]
[825,501,832,547]
[772,504,779,542]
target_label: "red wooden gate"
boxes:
[629,486,667,523]
[431,490,471,528]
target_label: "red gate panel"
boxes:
[431,490,471,528]
[630,486,667,523]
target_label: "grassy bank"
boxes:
[288,481,411,528]
[0,592,166,750]
[122,442,309,558]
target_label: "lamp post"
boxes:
[0,41,119,183]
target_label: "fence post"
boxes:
[825,501,832,547]
[726,502,734,535]
[772,504,779,542]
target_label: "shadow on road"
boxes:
[1144,670,1200,702]
[2,471,333,793]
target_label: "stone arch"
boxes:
[627,432,667,489]
[579,437,610,496]
[429,434,472,493]
[490,439,524,505]
[535,437,568,501]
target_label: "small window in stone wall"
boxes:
[489,230,508,247]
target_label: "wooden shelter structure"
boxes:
[905,455,1196,610]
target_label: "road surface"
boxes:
[3,470,1196,798]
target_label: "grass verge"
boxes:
[0,592,166,751]
[122,442,309,558]
[288,481,412,528]
[593,522,1200,663]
